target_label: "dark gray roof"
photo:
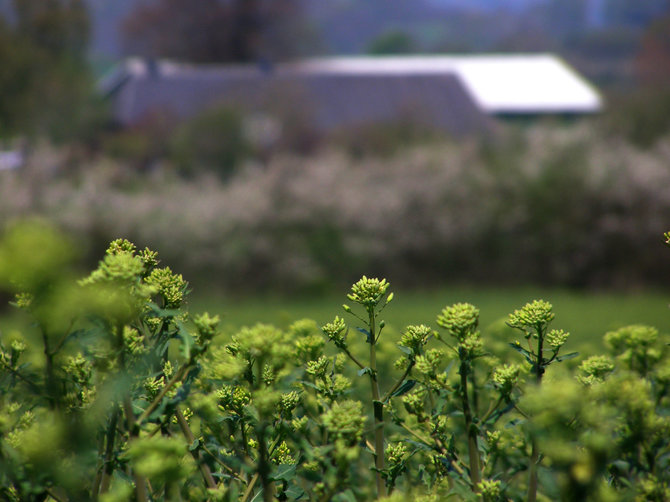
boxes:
[105,60,492,136]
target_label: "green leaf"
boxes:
[404,439,431,451]
[333,489,357,502]
[509,342,534,364]
[271,464,296,482]
[284,484,306,500]
[147,302,183,319]
[358,367,372,377]
[555,351,579,363]
[356,327,372,344]
[175,321,195,360]
[189,439,200,451]
[390,379,416,398]
[397,345,412,355]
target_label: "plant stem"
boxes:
[136,363,191,426]
[41,329,58,410]
[460,356,481,491]
[240,473,260,502]
[97,407,120,495]
[382,361,415,403]
[368,308,386,499]
[527,328,545,502]
[481,396,504,424]
[199,442,248,484]
[0,358,42,394]
[116,323,148,502]
[527,439,540,502]
[123,396,148,502]
[342,345,366,370]
[470,366,479,416]
[175,407,218,490]
[257,424,274,502]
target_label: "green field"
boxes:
[194,285,670,353]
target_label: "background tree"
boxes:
[604,13,670,147]
[367,30,416,55]
[635,13,670,88]
[122,0,314,63]
[603,0,670,29]
[0,0,98,142]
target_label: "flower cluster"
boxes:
[145,267,187,308]
[346,276,390,309]
[507,300,555,334]
[578,355,615,385]
[322,316,347,347]
[436,303,479,339]
[399,324,434,355]
[322,400,366,445]
[493,364,521,396]
[546,329,570,350]
[193,312,220,343]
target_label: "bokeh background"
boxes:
[1,0,670,306]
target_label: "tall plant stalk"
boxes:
[367,307,386,498]
[460,357,481,490]
[527,325,546,502]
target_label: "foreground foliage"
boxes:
[0,223,669,501]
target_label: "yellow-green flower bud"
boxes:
[123,326,145,355]
[272,441,296,465]
[294,334,325,362]
[107,239,136,256]
[385,442,408,466]
[322,316,347,347]
[546,329,570,349]
[402,390,426,417]
[508,300,555,333]
[145,267,187,308]
[138,247,159,272]
[193,312,220,343]
[306,355,330,379]
[347,276,390,309]
[63,353,92,386]
[289,318,319,337]
[604,325,658,352]
[493,364,521,395]
[437,303,479,340]
[292,415,309,432]
[262,364,275,385]
[334,353,347,372]
[416,349,445,377]
[578,355,615,385]
[12,292,33,309]
[459,332,483,357]
[399,324,434,355]
[322,400,366,445]
[477,479,502,500]
[144,376,165,400]
[331,374,352,394]
[279,391,300,419]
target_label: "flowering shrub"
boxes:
[0,222,669,501]
[4,125,670,292]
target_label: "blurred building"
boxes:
[100,54,602,135]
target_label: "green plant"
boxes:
[0,222,669,501]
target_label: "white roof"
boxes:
[296,54,603,114]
